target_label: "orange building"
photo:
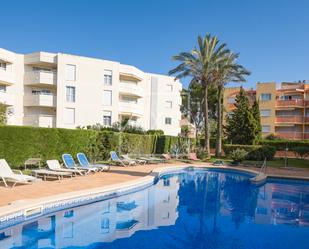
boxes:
[224,81,309,140]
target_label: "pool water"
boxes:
[1,169,309,249]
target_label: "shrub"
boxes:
[246,145,276,161]
[259,140,309,150]
[224,144,276,161]
[230,149,247,163]
[223,144,260,155]
[0,126,194,168]
[293,146,309,159]
[0,126,98,168]
[196,148,208,160]
[264,133,280,140]
[146,129,164,135]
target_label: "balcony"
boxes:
[305,117,309,123]
[23,115,56,128]
[275,132,304,140]
[24,94,56,107]
[24,52,57,66]
[276,99,304,108]
[119,82,143,98]
[304,133,309,139]
[119,102,143,117]
[24,71,57,86]
[0,68,15,85]
[0,92,15,106]
[275,116,303,124]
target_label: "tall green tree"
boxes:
[169,34,229,155]
[213,53,250,156]
[0,103,7,125]
[225,87,256,144]
[251,100,262,144]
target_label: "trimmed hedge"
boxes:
[0,126,193,168]
[260,140,309,150]
[223,144,276,160]
[0,126,98,168]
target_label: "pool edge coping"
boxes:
[0,164,308,229]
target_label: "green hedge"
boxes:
[223,144,276,160]
[0,126,98,168]
[0,126,193,168]
[259,140,309,150]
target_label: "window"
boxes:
[32,89,52,95]
[65,64,76,81]
[165,101,173,108]
[121,95,137,104]
[33,67,52,73]
[101,218,110,234]
[228,97,236,104]
[262,125,270,133]
[165,117,172,125]
[167,84,173,92]
[64,108,75,124]
[260,109,271,117]
[62,222,74,238]
[260,93,271,101]
[103,111,112,126]
[104,70,112,85]
[66,86,76,102]
[0,85,6,93]
[103,90,112,106]
[0,62,7,71]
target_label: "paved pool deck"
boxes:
[0,161,309,208]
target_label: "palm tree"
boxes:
[169,34,229,155]
[213,53,250,157]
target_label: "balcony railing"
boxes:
[0,68,15,85]
[276,99,304,107]
[119,82,143,98]
[24,94,56,107]
[305,117,309,123]
[119,102,143,117]
[23,115,56,128]
[275,116,303,123]
[275,132,304,140]
[304,133,309,139]
[0,92,15,106]
[24,71,57,86]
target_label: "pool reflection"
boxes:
[0,170,309,249]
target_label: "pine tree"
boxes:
[225,87,256,144]
[251,100,262,144]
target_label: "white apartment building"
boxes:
[0,48,182,136]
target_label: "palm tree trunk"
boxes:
[216,85,223,157]
[204,84,210,155]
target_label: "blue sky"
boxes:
[1,0,308,88]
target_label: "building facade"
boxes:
[224,82,309,140]
[0,48,182,136]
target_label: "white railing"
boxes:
[24,71,57,85]
[119,102,143,116]
[119,82,143,97]
[0,92,14,105]
[24,94,56,107]
[24,115,56,128]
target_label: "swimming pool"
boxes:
[1,168,309,249]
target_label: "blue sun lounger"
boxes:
[77,153,110,172]
[62,154,97,174]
